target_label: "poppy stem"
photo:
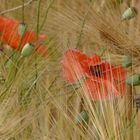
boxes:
[75,0,93,49]
[0,0,33,15]
[100,48,106,57]
[34,0,42,89]
[39,0,55,31]
[36,0,41,36]
[75,15,86,49]
[127,85,135,139]
[22,0,25,23]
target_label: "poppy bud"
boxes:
[134,94,140,108]
[75,110,89,125]
[122,7,137,20]
[18,23,27,37]
[126,74,140,86]
[21,43,35,57]
[122,56,132,67]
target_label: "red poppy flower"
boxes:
[62,48,126,101]
[0,16,47,56]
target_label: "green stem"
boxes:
[34,0,42,88]
[36,0,41,36]
[76,0,93,49]
[22,0,25,23]
[39,0,55,31]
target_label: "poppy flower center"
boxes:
[89,65,103,77]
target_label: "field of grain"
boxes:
[0,0,140,140]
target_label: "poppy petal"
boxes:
[112,66,126,81]
[90,55,102,65]
[88,61,113,79]
[62,48,127,101]
[36,45,47,57]
[83,77,125,101]
[0,16,47,56]
[90,62,126,81]
[62,49,90,83]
